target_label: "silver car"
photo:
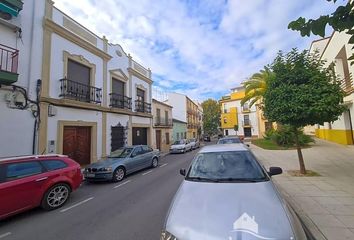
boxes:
[84,145,160,182]
[162,144,310,240]
[170,139,192,153]
[189,138,200,149]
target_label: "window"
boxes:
[244,115,250,125]
[112,78,125,96]
[156,108,161,123]
[166,132,170,144]
[176,132,180,140]
[142,145,152,153]
[68,59,90,86]
[137,88,145,102]
[165,111,169,125]
[42,160,68,171]
[225,130,229,136]
[5,161,43,181]
[132,146,144,156]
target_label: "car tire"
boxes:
[151,157,158,168]
[112,167,125,182]
[41,183,71,211]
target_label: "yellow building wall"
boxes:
[221,107,238,129]
[230,91,245,100]
[315,129,354,145]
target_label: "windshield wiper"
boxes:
[186,176,220,182]
[215,178,266,182]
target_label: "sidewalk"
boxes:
[250,139,354,240]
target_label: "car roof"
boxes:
[199,144,248,153]
[0,154,68,163]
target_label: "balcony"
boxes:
[135,100,151,114]
[242,120,251,127]
[59,78,102,104]
[340,77,353,95]
[109,93,132,110]
[0,0,23,18]
[0,44,19,85]
[154,117,173,127]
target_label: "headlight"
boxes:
[99,167,112,172]
[161,230,178,240]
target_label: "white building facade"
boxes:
[0,0,154,164]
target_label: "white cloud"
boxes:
[54,0,339,101]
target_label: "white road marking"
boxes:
[142,170,153,176]
[160,163,168,168]
[60,197,94,213]
[0,232,11,239]
[113,180,131,189]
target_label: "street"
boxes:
[0,150,198,240]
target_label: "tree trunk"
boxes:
[294,128,306,174]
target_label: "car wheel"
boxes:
[151,157,158,168]
[41,183,71,211]
[112,167,125,182]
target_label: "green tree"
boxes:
[288,0,354,64]
[201,99,221,136]
[264,49,346,174]
[234,124,239,135]
[241,67,274,107]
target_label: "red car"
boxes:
[0,154,82,220]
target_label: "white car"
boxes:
[189,138,200,149]
[170,139,192,153]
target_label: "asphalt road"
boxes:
[0,148,199,240]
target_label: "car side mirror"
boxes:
[268,167,282,176]
[180,168,186,176]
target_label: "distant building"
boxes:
[166,92,200,139]
[172,118,187,141]
[308,31,354,145]
[152,99,173,153]
[219,86,260,138]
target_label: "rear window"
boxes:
[5,161,43,181]
[42,160,68,171]
[218,138,242,144]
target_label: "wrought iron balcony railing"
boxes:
[135,100,151,113]
[154,117,173,127]
[0,44,19,73]
[109,93,132,110]
[59,78,102,104]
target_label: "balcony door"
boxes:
[67,59,91,102]
[112,78,125,108]
[136,88,145,112]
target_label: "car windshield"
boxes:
[173,140,185,145]
[218,138,242,144]
[186,151,267,182]
[108,148,133,158]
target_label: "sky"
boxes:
[54,0,340,101]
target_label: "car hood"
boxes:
[165,180,294,240]
[170,144,185,149]
[86,158,124,168]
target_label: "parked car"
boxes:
[217,136,243,144]
[162,144,311,240]
[0,154,83,220]
[170,139,192,153]
[189,138,200,149]
[203,135,211,142]
[84,145,160,182]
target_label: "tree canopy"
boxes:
[288,0,354,64]
[201,99,220,136]
[263,49,347,174]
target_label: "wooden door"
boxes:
[63,126,91,165]
[156,130,161,150]
[111,126,125,152]
[132,127,147,145]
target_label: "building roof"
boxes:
[173,118,187,124]
[152,98,173,108]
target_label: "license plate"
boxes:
[86,173,95,178]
